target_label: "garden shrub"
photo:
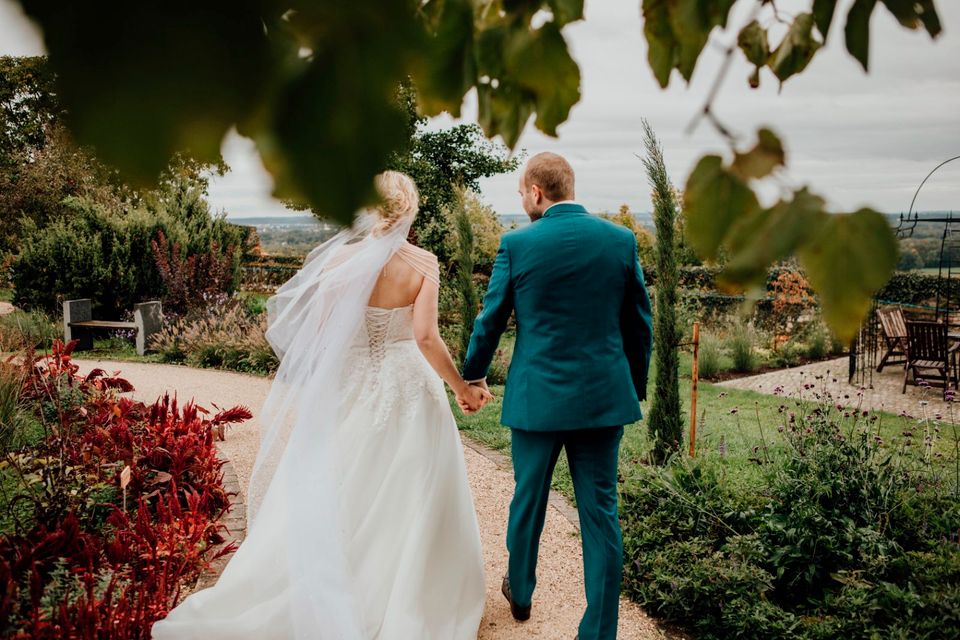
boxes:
[150,300,278,375]
[0,308,58,352]
[804,325,830,360]
[11,178,243,317]
[620,383,960,640]
[727,322,759,373]
[697,332,726,380]
[0,361,38,453]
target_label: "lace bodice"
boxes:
[343,305,445,431]
[353,305,416,354]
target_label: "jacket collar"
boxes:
[542,201,588,218]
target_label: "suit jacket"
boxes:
[462,202,654,432]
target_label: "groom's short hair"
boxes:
[524,152,575,201]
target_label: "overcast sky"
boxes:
[2,0,958,218]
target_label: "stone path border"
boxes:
[194,457,247,591]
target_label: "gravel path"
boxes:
[73,359,670,640]
[718,355,959,422]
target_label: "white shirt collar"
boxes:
[544,200,581,214]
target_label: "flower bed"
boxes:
[0,340,251,638]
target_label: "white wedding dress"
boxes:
[152,216,485,639]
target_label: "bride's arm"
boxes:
[413,278,491,411]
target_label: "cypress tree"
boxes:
[642,120,684,463]
[451,186,479,360]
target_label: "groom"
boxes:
[461,152,653,640]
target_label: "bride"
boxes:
[152,171,491,639]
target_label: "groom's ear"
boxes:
[531,184,543,204]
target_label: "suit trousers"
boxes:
[506,426,624,640]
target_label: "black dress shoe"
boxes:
[501,575,531,621]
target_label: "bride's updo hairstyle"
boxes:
[371,170,419,235]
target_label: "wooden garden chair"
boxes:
[876,306,908,372]
[903,320,960,398]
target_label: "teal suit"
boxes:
[462,202,653,640]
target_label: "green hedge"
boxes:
[875,271,944,306]
[12,189,243,317]
[646,266,941,329]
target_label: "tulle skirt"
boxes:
[152,342,486,639]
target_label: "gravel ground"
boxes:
[73,359,670,639]
[718,354,958,422]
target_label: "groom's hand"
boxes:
[456,383,493,415]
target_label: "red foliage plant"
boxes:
[1,340,251,638]
[151,229,237,314]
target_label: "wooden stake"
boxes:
[689,322,700,458]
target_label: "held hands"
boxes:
[455,381,493,416]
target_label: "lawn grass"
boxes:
[451,359,954,503]
[0,288,12,303]
[33,337,165,364]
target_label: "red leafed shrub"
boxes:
[151,228,238,314]
[1,340,252,638]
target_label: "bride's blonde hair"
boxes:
[371,171,419,234]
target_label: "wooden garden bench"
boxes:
[877,305,908,372]
[63,299,163,356]
[903,319,960,398]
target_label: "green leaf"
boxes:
[415,0,477,117]
[264,59,409,225]
[505,22,580,137]
[670,0,735,82]
[915,0,943,37]
[477,83,534,149]
[547,0,585,27]
[261,2,422,224]
[18,0,277,185]
[721,188,823,286]
[768,13,822,84]
[683,155,761,262]
[797,208,898,342]
[812,0,838,39]
[731,128,785,180]
[845,0,877,72]
[737,20,770,68]
[878,0,942,37]
[476,25,509,81]
[642,0,678,88]
[669,0,713,82]
[641,0,734,87]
